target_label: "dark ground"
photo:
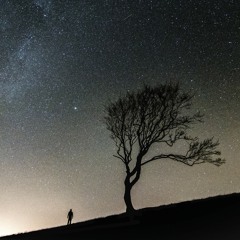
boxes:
[1,192,240,240]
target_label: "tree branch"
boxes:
[142,138,225,167]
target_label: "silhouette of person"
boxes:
[67,209,73,225]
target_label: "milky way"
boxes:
[0,0,240,236]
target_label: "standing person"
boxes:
[67,209,73,225]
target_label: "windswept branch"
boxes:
[142,137,225,167]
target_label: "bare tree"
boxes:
[104,83,225,215]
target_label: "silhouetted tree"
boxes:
[104,83,225,215]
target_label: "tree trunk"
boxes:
[124,156,143,216]
[124,175,135,216]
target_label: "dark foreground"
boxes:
[2,192,240,240]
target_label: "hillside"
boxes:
[1,192,240,240]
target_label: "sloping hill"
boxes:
[2,192,240,240]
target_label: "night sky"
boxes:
[0,0,240,236]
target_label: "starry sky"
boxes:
[0,0,240,236]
